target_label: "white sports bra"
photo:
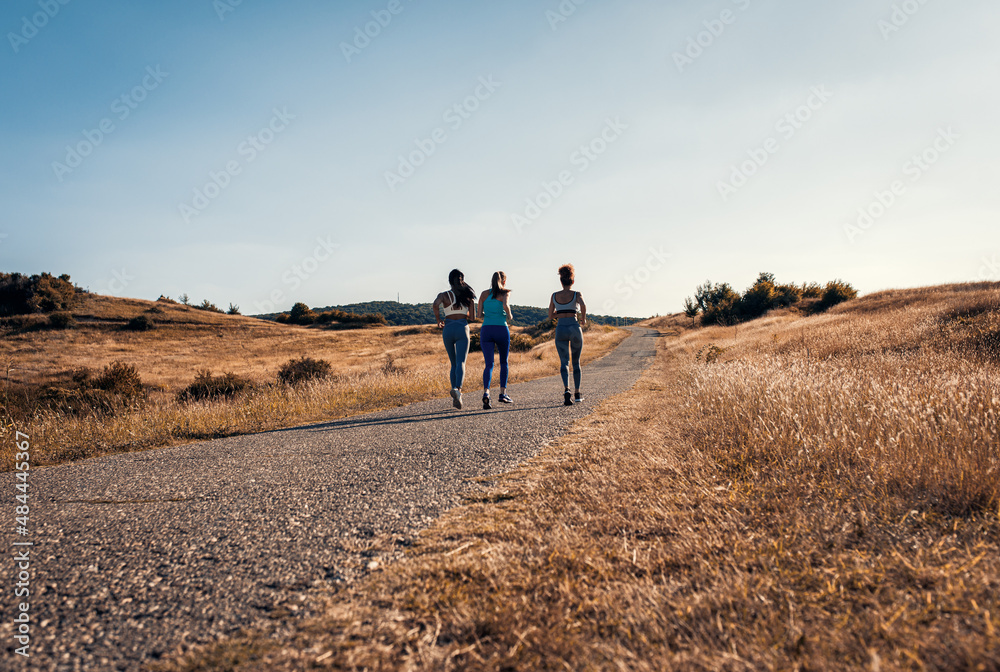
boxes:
[442,291,468,317]
[553,291,579,314]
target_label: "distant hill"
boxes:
[262,301,642,327]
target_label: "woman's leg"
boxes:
[554,331,571,389]
[455,324,470,389]
[443,325,459,388]
[480,327,496,391]
[570,326,584,391]
[497,327,510,390]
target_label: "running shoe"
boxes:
[574,392,584,403]
[483,394,492,410]
[451,388,462,409]
[564,391,573,406]
[498,393,513,404]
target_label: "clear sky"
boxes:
[2,0,997,317]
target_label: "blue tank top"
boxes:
[481,295,507,327]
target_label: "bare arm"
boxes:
[501,294,513,322]
[577,292,587,328]
[477,291,489,320]
[466,299,476,321]
[432,293,444,328]
[547,295,556,321]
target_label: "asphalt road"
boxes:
[1,327,656,671]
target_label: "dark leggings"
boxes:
[480,324,510,390]
[555,318,583,390]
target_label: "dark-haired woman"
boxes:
[477,271,514,410]
[433,269,477,409]
[548,263,587,406]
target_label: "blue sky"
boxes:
[1,0,997,317]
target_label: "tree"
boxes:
[179,293,190,305]
[683,297,700,324]
[289,302,317,325]
[227,303,241,315]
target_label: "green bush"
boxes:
[801,282,823,298]
[815,280,858,312]
[177,370,253,403]
[277,356,332,386]
[0,272,79,316]
[126,315,156,331]
[48,311,75,329]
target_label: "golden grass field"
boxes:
[0,293,626,470]
[157,282,999,671]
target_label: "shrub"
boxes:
[48,311,75,329]
[177,370,253,403]
[815,280,858,312]
[0,272,78,316]
[179,293,190,305]
[157,295,177,304]
[197,299,223,313]
[469,331,481,352]
[289,302,317,325]
[277,356,332,386]
[801,282,823,298]
[126,315,156,331]
[510,333,534,352]
[227,303,241,315]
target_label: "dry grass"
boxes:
[0,293,626,470]
[158,282,1000,671]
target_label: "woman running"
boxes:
[432,269,477,409]
[548,263,587,406]
[477,271,514,410]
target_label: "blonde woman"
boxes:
[477,271,514,410]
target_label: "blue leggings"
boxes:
[480,324,510,390]
[555,318,583,390]
[442,319,470,389]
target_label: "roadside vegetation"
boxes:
[158,282,999,670]
[0,293,625,470]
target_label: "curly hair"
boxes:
[558,264,575,286]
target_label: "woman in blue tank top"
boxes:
[432,269,476,409]
[548,263,587,406]
[477,271,514,410]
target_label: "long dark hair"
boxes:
[448,269,476,309]
[490,271,510,300]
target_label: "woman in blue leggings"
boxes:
[477,271,514,410]
[433,269,477,409]
[548,264,587,406]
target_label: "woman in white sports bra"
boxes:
[433,269,477,409]
[548,263,587,406]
